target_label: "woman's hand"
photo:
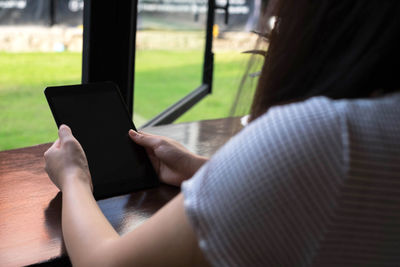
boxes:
[44,125,92,192]
[129,130,208,186]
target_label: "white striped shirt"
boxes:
[182,92,400,266]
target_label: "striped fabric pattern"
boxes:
[182,93,400,266]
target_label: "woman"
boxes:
[44,1,400,266]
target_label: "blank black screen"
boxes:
[45,83,158,199]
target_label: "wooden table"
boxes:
[0,118,242,267]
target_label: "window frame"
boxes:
[82,0,217,127]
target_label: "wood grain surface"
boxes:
[0,118,242,266]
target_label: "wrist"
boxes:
[187,155,208,178]
[62,170,93,194]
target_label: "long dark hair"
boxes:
[250,1,400,121]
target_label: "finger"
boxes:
[129,129,162,149]
[145,147,158,163]
[44,138,60,157]
[136,130,171,141]
[58,124,73,144]
[49,138,60,149]
[139,131,186,149]
[136,131,158,138]
[145,147,160,175]
[52,138,61,149]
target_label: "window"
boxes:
[0,0,259,151]
[82,0,215,128]
[0,0,84,151]
[134,0,210,127]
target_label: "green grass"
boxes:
[0,52,82,150]
[0,51,249,151]
[134,50,203,124]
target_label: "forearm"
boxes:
[62,176,119,266]
[45,126,209,267]
[61,181,208,267]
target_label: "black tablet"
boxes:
[45,82,158,199]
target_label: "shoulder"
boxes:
[185,96,347,197]
[237,96,344,168]
[248,96,341,137]
[182,96,346,266]
[182,94,400,266]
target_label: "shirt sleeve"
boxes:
[182,97,346,267]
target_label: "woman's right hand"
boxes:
[129,130,208,186]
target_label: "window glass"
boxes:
[0,0,83,151]
[134,0,207,127]
[177,0,262,123]
[0,0,262,151]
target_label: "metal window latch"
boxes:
[215,0,230,24]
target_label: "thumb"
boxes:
[58,124,73,144]
[129,129,159,149]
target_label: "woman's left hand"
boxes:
[44,125,93,192]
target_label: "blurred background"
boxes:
[0,0,265,151]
